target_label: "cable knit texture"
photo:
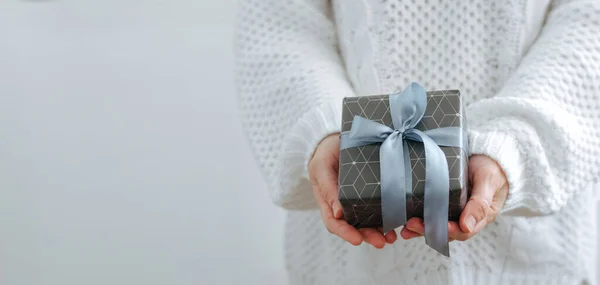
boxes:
[235,0,600,284]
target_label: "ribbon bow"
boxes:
[340,82,463,256]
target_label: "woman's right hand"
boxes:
[308,134,397,248]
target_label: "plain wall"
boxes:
[0,1,286,284]
[0,1,598,285]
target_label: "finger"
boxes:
[322,211,363,245]
[332,200,344,219]
[400,227,422,240]
[405,218,425,235]
[460,179,494,233]
[359,228,386,249]
[449,220,486,241]
[448,221,471,241]
[385,230,398,244]
[314,162,343,219]
[312,185,331,217]
[406,218,462,242]
[313,185,363,246]
[327,219,363,246]
[377,227,398,244]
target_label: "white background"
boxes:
[0,1,286,284]
[0,1,599,285]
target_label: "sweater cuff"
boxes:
[468,130,529,215]
[297,99,343,181]
[276,98,343,210]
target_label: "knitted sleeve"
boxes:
[235,0,352,209]
[467,0,600,216]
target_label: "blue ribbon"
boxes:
[340,82,463,256]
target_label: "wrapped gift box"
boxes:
[338,89,469,228]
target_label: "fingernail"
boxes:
[465,216,477,233]
[332,204,343,218]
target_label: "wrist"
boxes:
[468,130,524,214]
[296,100,343,182]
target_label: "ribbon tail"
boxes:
[402,141,412,220]
[407,129,451,257]
[380,132,407,233]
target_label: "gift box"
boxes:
[338,84,469,233]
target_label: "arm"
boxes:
[467,0,600,216]
[235,0,352,210]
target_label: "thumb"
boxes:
[316,163,343,219]
[460,173,494,233]
[309,134,343,218]
[332,199,343,219]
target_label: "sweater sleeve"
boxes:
[234,0,354,209]
[466,0,600,216]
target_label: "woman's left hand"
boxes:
[400,154,509,241]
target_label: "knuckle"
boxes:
[470,196,490,217]
[325,189,338,206]
[487,213,498,224]
[458,233,474,241]
[335,223,345,234]
[322,189,333,203]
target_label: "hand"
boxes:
[308,134,398,248]
[400,154,509,241]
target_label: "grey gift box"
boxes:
[338,90,469,228]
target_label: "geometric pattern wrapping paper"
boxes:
[338,90,469,228]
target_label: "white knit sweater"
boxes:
[235,0,600,284]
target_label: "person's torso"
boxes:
[330,0,551,102]
[284,1,597,284]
